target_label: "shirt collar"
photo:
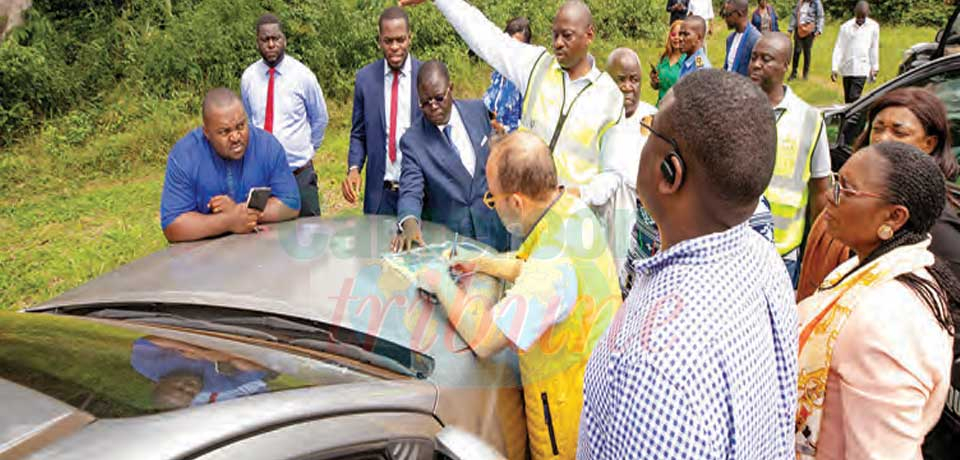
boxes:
[634,222,749,276]
[564,54,602,84]
[775,85,799,111]
[384,55,412,77]
[261,55,289,75]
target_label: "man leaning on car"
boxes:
[160,88,300,243]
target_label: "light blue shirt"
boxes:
[241,54,329,169]
[579,223,798,459]
[679,47,712,79]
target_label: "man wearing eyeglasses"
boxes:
[390,61,510,253]
[749,32,831,287]
[416,131,621,460]
[721,0,762,77]
[398,0,623,200]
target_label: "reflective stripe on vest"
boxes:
[520,51,622,187]
[765,103,822,255]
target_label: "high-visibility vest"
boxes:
[765,92,823,256]
[519,51,623,187]
[514,192,622,459]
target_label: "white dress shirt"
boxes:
[687,0,715,20]
[581,102,657,207]
[383,57,413,182]
[240,54,329,169]
[437,105,477,177]
[434,0,603,112]
[832,18,880,77]
[726,32,743,71]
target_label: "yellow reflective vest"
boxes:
[765,89,823,256]
[513,192,622,459]
[520,51,623,188]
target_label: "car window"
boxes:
[832,68,960,170]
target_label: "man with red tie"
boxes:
[340,7,422,216]
[241,13,329,217]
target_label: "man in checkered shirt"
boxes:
[578,70,798,459]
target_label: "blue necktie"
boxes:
[443,125,460,157]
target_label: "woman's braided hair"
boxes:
[830,142,958,334]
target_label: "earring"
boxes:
[877,224,894,240]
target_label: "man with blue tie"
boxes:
[391,61,510,252]
[241,13,328,217]
[721,0,762,77]
[341,7,422,216]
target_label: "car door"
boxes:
[827,55,960,170]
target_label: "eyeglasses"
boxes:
[638,118,683,159]
[829,172,885,206]
[419,87,451,109]
[483,190,502,209]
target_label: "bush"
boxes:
[767,0,954,28]
[0,0,664,146]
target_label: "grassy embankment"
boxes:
[0,21,935,310]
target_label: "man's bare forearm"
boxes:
[260,197,299,223]
[163,212,231,243]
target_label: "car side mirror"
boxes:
[436,427,506,460]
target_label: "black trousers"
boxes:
[294,162,322,217]
[792,33,815,79]
[842,76,867,104]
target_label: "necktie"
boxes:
[264,67,276,133]
[388,69,400,163]
[444,125,472,176]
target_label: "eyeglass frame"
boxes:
[829,171,885,206]
[483,190,503,209]
[419,86,452,109]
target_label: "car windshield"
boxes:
[0,312,377,418]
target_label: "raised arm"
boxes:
[401,0,546,92]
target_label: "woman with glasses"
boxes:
[650,20,686,106]
[795,141,957,459]
[799,88,960,300]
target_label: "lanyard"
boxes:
[547,72,597,153]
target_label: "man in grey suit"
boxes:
[391,61,510,252]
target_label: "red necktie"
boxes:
[388,69,400,163]
[264,67,276,133]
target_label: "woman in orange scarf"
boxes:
[795,142,957,459]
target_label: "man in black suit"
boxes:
[391,61,510,252]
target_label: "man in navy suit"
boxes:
[721,0,762,77]
[341,7,421,215]
[391,61,510,252]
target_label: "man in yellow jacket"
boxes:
[400,0,623,197]
[417,132,622,459]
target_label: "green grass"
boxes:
[0,20,936,311]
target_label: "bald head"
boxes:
[855,1,870,21]
[417,60,450,87]
[488,132,557,201]
[202,88,243,121]
[607,47,639,69]
[556,0,593,29]
[761,31,793,65]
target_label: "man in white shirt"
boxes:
[581,48,656,264]
[831,1,880,103]
[241,13,329,217]
[688,0,715,37]
[399,0,623,197]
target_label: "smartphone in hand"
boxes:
[246,187,271,212]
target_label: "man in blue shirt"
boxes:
[679,15,712,79]
[578,70,797,459]
[241,13,328,217]
[160,88,300,243]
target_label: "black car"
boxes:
[898,4,960,75]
